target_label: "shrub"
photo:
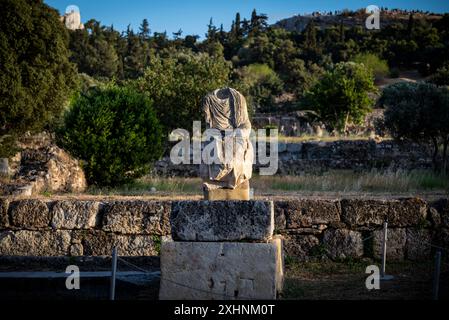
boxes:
[304,62,376,133]
[57,86,164,186]
[429,62,449,86]
[352,53,389,80]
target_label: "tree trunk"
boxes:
[343,112,350,135]
[0,158,9,177]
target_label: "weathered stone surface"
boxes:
[69,243,84,256]
[373,228,406,260]
[341,198,427,227]
[432,199,449,228]
[170,201,274,241]
[406,228,432,261]
[283,234,320,261]
[9,200,50,229]
[153,140,432,178]
[434,228,449,249]
[323,229,363,260]
[0,198,9,229]
[0,230,71,256]
[428,207,441,227]
[51,201,99,230]
[159,237,284,300]
[75,230,158,256]
[10,132,87,195]
[276,200,340,229]
[102,201,170,235]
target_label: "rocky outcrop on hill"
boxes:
[0,133,86,196]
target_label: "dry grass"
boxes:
[83,170,449,197]
[277,135,388,143]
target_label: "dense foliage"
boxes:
[381,82,449,172]
[303,62,377,133]
[65,10,449,111]
[0,0,77,157]
[57,86,164,186]
[132,50,231,133]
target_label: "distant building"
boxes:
[60,8,84,30]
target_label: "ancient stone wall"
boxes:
[1,198,448,261]
[153,140,432,177]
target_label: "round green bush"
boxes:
[57,86,164,186]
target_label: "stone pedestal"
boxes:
[159,237,284,300]
[203,181,250,201]
[159,201,284,300]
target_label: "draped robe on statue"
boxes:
[200,88,253,192]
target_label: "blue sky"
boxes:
[46,0,449,38]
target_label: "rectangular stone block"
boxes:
[0,230,71,256]
[341,198,427,227]
[51,200,100,230]
[159,237,284,300]
[275,199,341,229]
[204,187,250,201]
[72,230,159,256]
[171,201,274,241]
[9,200,51,229]
[102,201,171,235]
[373,228,406,260]
[0,198,9,229]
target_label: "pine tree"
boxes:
[139,19,150,40]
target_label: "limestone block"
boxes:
[0,198,9,229]
[51,200,99,230]
[275,200,340,229]
[9,200,50,229]
[159,237,284,300]
[102,200,171,235]
[406,228,432,261]
[170,201,274,241]
[323,229,363,260]
[283,234,320,261]
[204,186,250,201]
[0,230,71,256]
[341,198,427,227]
[373,228,406,260]
[431,199,449,228]
[73,230,159,256]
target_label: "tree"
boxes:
[57,86,164,186]
[304,62,376,133]
[0,0,77,160]
[249,9,268,36]
[69,20,119,78]
[133,50,231,133]
[352,53,389,80]
[234,63,284,112]
[381,82,449,172]
[139,19,151,40]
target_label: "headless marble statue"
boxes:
[200,88,253,200]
